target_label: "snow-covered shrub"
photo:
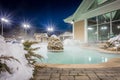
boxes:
[100,34,120,51]
[47,35,64,51]
[23,41,43,65]
[0,56,20,74]
[0,36,33,80]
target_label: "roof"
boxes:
[34,33,48,37]
[59,32,72,37]
[64,0,120,23]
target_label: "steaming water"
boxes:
[38,40,120,64]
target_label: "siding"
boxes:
[74,20,85,42]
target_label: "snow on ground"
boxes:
[0,36,33,80]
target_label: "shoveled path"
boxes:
[34,67,120,80]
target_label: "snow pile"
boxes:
[63,39,81,46]
[108,34,120,43]
[0,36,33,80]
[107,34,120,48]
[99,34,120,51]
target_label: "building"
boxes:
[59,32,73,41]
[64,0,120,43]
[34,33,48,42]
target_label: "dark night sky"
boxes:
[0,0,82,33]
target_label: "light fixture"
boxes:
[22,23,30,29]
[117,25,120,29]
[101,26,107,30]
[47,27,54,32]
[88,27,93,30]
[0,17,10,36]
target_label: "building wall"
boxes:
[74,20,85,42]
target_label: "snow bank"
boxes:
[0,36,33,80]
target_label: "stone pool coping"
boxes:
[36,58,120,68]
[96,48,120,54]
[81,44,120,54]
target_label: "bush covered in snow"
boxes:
[23,40,43,65]
[0,36,33,80]
[47,35,64,51]
[99,34,120,51]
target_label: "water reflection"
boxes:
[102,57,108,62]
[88,57,92,62]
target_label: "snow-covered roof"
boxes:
[59,32,72,37]
[34,33,48,37]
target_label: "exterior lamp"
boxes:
[101,27,107,30]
[0,17,10,36]
[88,27,93,30]
[47,27,54,32]
[117,26,120,29]
[22,23,30,38]
[22,24,30,29]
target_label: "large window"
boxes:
[98,24,110,40]
[88,17,97,26]
[87,17,97,42]
[87,9,120,42]
[112,10,120,36]
[88,26,97,42]
[112,21,120,35]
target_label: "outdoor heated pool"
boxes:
[40,45,120,64]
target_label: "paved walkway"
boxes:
[34,67,120,80]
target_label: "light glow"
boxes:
[88,27,93,30]
[1,17,9,23]
[70,21,74,24]
[22,23,30,29]
[88,57,92,62]
[117,26,120,29]
[101,26,107,30]
[47,27,54,32]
